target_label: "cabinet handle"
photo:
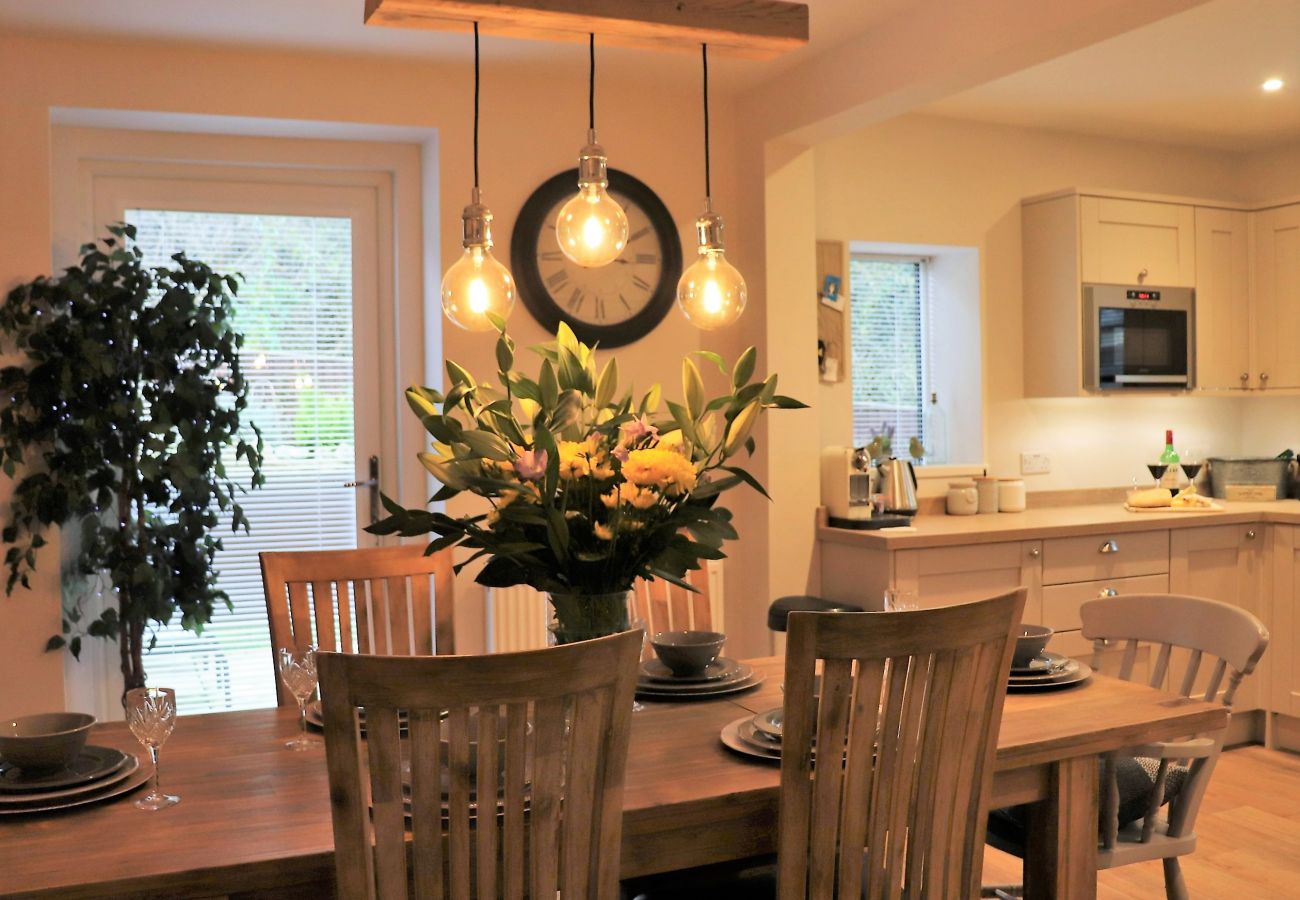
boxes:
[1246,529,1257,540]
[1099,539,1119,554]
[1099,587,1119,598]
[1261,372,1270,385]
[1138,267,1149,283]
[1029,547,1041,558]
[1241,372,1250,384]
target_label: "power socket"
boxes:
[1020,452,1051,475]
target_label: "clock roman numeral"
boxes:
[629,226,651,243]
[631,274,652,292]
[566,287,584,313]
[539,251,564,261]
[546,269,569,290]
[635,253,658,265]
[619,294,632,311]
[594,297,607,321]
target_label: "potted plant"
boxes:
[0,224,264,699]
[370,320,804,643]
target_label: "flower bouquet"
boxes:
[369,321,805,642]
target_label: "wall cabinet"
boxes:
[1194,207,1252,391]
[1080,195,1197,287]
[1253,204,1300,391]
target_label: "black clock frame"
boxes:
[511,168,683,349]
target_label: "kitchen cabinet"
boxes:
[891,540,1044,624]
[1253,204,1300,391]
[1194,207,1252,391]
[1169,523,1266,711]
[1080,195,1197,287]
[1271,526,1300,719]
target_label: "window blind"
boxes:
[848,256,927,450]
[129,210,357,714]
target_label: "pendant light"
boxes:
[555,33,629,268]
[677,43,746,330]
[441,22,516,332]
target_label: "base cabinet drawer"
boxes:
[1050,628,1154,686]
[1041,573,1170,632]
[1042,530,1169,584]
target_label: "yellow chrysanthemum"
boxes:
[601,482,661,510]
[657,430,691,457]
[593,522,614,541]
[622,448,698,496]
[556,441,592,480]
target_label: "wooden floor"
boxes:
[983,744,1300,898]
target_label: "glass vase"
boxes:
[546,589,634,645]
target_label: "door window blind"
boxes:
[848,256,928,450]
[128,210,357,714]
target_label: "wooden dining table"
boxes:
[0,657,1226,900]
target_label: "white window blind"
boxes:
[129,210,357,714]
[848,256,928,450]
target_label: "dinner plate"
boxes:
[635,671,765,701]
[0,759,150,816]
[1008,658,1081,683]
[640,657,741,684]
[0,754,138,807]
[1010,651,1072,677]
[634,663,755,694]
[0,746,129,794]
[306,702,412,735]
[752,707,784,739]
[735,718,783,755]
[719,716,781,762]
[1007,661,1093,692]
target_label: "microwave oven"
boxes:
[1082,284,1195,391]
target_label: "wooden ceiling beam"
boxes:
[363,0,809,60]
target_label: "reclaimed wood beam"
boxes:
[364,0,809,59]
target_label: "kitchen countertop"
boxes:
[817,499,1300,550]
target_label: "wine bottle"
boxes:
[1160,430,1180,490]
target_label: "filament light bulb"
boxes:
[677,207,746,329]
[441,192,515,332]
[556,133,628,267]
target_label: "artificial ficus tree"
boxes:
[0,224,264,699]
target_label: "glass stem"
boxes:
[149,745,161,796]
[298,698,307,737]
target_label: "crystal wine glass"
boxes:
[125,687,179,811]
[1181,449,1203,490]
[883,589,919,612]
[278,645,319,751]
[1146,463,1169,489]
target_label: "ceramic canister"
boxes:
[998,477,1027,513]
[975,476,999,514]
[946,480,979,516]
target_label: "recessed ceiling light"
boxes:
[1262,78,1285,92]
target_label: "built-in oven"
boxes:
[1082,284,1195,391]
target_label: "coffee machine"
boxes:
[822,447,917,529]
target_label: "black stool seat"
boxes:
[767,595,864,632]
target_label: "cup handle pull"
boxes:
[1099,540,1119,554]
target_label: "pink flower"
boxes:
[620,414,659,446]
[514,448,548,482]
[612,445,630,463]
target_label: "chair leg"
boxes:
[1163,857,1189,900]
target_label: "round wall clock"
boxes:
[511,169,682,349]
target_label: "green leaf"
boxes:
[694,350,728,376]
[44,635,65,652]
[446,359,476,388]
[720,464,772,499]
[539,359,559,409]
[682,358,705,420]
[595,356,619,409]
[639,384,662,415]
[495,333,514,373]
[458,430,512,461]
[732,346,757,389]
[723,399,762,457]
[770,394,810,409]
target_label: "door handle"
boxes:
[344,455,381,525]
[1246,529,1257,540]
[1099,539,1119,554]
[1099,587,1119,598]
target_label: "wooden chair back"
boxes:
[260,544,454,706]
[1080,593,1268,858]
[317,629,642,900]
[632,562,721,637]
[778,588,1027,900]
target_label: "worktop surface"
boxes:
[818,499,1300,550]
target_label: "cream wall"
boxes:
[812,113,1297,498]
[0,31,746,714]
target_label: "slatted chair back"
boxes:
[1080,593,1268,876]
[260,544,454,706]
[632,565,717,636]
[778,588,1026,900]
[317,629,642,900]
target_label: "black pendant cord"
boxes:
[473,21,480,190]
[588,33,596,131]
[702,43,711,201]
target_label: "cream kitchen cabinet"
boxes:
[1169,523,1266,711]
[891,540,1044,623]
[1194,207,1253,391]
[1270,526,1300,719]
[1080,195,1197,287]
[1253,204,1300,391]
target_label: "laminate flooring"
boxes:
[982,744,1300,898]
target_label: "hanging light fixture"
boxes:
[677,43,746,330]
[555,33,629,268]
[441,22,515,332]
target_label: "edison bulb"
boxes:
[556,133,628,267]
[441,245,515,332]
[676,207,746,329]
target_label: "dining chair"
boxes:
[984,593,1269,900]
[627,587,1027,900]
[316,628,642,900]
[632,562,722,636]
[260,543,454,706]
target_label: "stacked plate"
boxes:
[1007,651,1092,692]
[719,706,785,763]
[0,746,148,816]
[634,657,765,701]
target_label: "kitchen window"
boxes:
[848,255,933,456]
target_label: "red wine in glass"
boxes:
[1147,463,1168,487]
[1181,462,1203,482]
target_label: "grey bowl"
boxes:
[1012,625,1054,669]
[0,712,96,772]
[650,630,727,677]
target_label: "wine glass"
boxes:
[278,645,319,750]
[1181,449,1203,490]
[884,589,919,612]
[1146,463,1169,489]
[125,687,179,811]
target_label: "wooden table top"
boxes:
[0,658,1227,898]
